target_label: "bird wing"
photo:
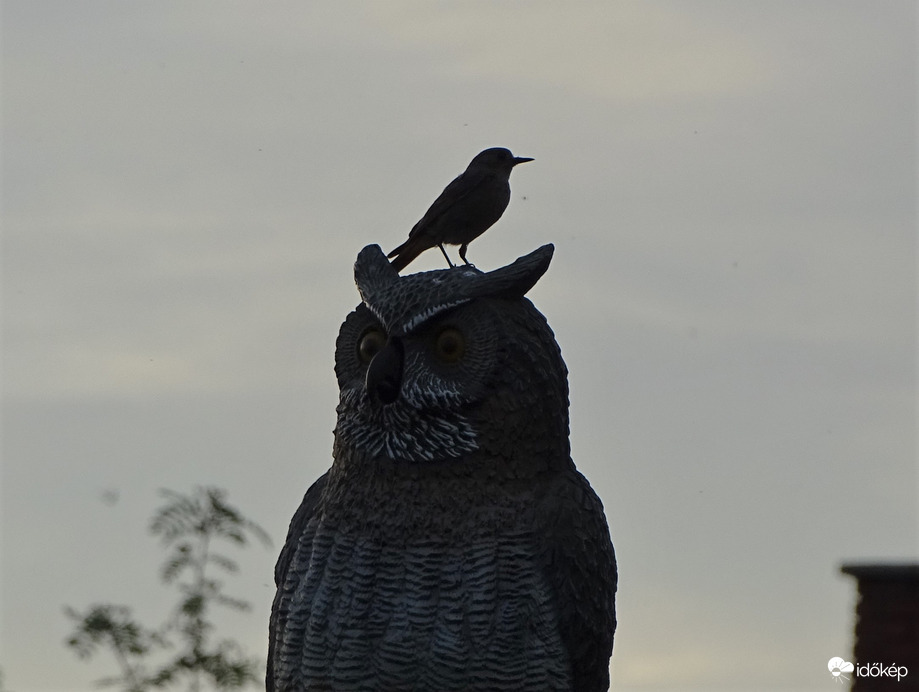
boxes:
[537,469,618,692]
[387,168,490,267]
[408,167,490,238]
[267,470,330,691]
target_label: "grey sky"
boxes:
[2,2,916,690]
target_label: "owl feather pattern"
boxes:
[268,244,617,691]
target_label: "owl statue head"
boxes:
[333,243,569,474]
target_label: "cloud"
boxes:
[371,3,771,100]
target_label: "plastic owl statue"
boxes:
[268,244,617,691]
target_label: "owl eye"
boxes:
[357,328,386,364]
[434,327,465,363]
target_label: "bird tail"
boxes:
[387,239,423,273]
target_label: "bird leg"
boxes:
[459,244,471,265]
[437,244,456,268]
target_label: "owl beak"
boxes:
[365,337,404,405]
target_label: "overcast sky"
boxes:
[2,2,916,691]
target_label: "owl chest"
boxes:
[282,519,572,690]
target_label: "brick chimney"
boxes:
[840,563,919,691]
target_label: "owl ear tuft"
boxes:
[353,243,554,336]
[354,244,399,306]
[473,244,554,299]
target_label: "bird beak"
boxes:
[513,157,534,166]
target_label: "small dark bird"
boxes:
[387,147,533,272]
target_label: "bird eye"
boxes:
[357,328,386,364]
[434,327,465,363]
